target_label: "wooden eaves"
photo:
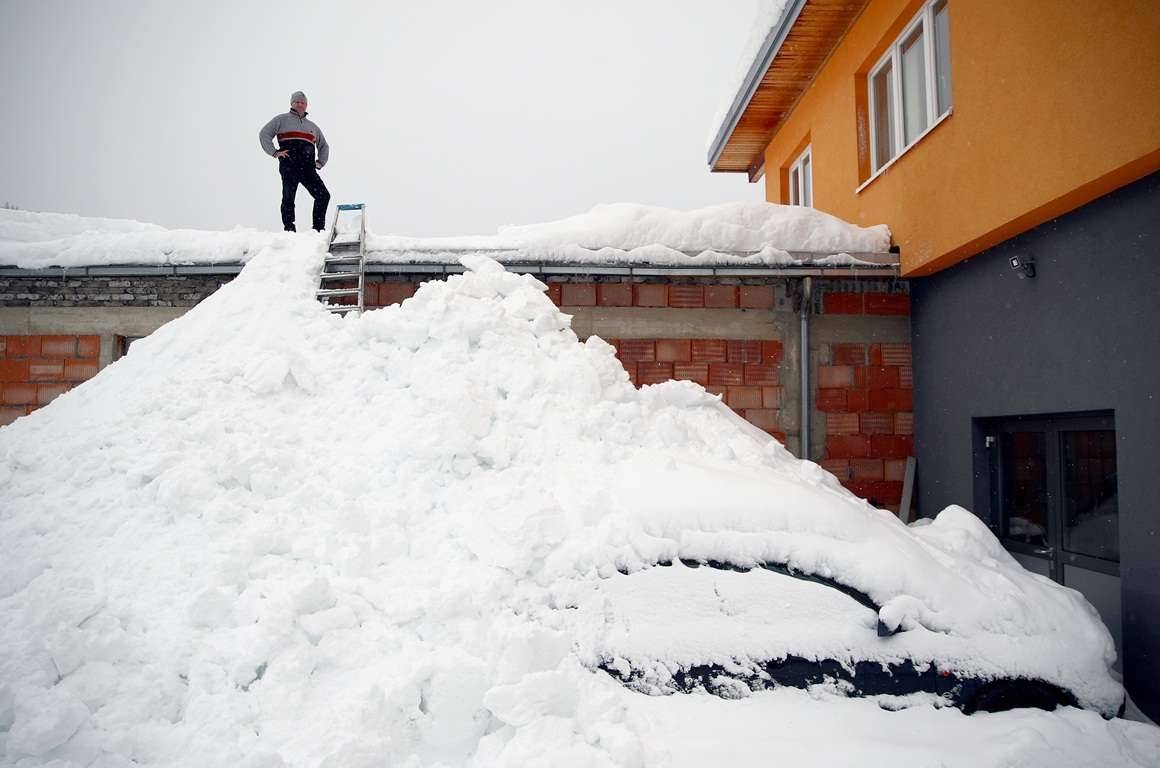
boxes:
[708,0,870,181]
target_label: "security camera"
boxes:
[1009,254,1035,279]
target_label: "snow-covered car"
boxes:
[568,459,1124,718]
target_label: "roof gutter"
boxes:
[0,250,900,279]
[799,275,813,462]
[707,0,808,172]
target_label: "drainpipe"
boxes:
[799,276,813,461]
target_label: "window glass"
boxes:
[789,166,800,205]
[1063,430,1119,561]
[1001,432,1048,547]
[801,154,812,207]
[933,0,952,114]
[900,22,928,145]
[864,0,952,178]
[871,63,895,169]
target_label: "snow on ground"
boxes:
[623,687,1159,767]
[0,202,890,270]
[1,235,1156,767]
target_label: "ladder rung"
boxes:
[323,203,365,317]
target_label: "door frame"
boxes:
[976,410,1120,582]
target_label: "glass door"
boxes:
[996,429,1055,575]
[980,411,1122,658]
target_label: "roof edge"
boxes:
[0,252,901,280]
[707,0,809,172]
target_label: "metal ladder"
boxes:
[318,203,367,314]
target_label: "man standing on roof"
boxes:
[259,91,330,232]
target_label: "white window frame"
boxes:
[788,145,813,207]
[867,0,951,175]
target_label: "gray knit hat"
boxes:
[290,91,307,103]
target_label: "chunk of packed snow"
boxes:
[6,686,90,758]
[0,202,890,270]
[0,236,1152,767]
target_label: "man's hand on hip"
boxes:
[275,150,289,158]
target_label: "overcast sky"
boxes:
[1,0,766,236]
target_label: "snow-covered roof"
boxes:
[0,203,895,273]
[0,237,1143,766]
[707,0,868,176]
[707,0,796,169]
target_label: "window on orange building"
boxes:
[868,0,952,173]
[788,145,812,207]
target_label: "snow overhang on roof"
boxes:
[0,203,898,276]
[708,0,869,180]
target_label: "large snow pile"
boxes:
[0,202,890,270]
[1,237,1156,767]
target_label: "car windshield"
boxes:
[588,561,885,673]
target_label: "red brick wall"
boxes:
[321,281,419,308]
[0,335,101,426]
[555,282,775,310]
[371,282,418,306]
[362,280,779,312]
[362,282,911,315]
[818,342,913,513]
[606,337,786,441]
[822,291,910,315]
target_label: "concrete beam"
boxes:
[0,307,188,336]
[810,315,912,345]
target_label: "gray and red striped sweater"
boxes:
[259,110,330,168]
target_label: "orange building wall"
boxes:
[762,0,1160,276]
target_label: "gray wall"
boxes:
[911,172,1160,718]
[0,274,232,307]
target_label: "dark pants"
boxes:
[279,158,330,232]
